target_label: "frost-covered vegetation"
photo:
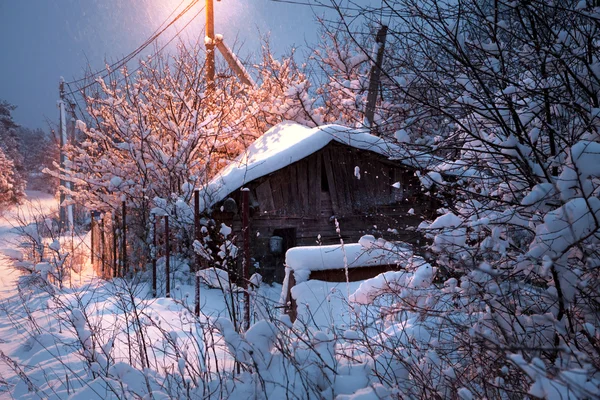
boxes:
[0,99,59,209]
[2,0,600,398]
[0,100,26,208]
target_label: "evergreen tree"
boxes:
[16,126,59,191]
[0,100,26,205]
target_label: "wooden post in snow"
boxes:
[241,188,250,330]
[194,190,201,316]
[112,214,118,278]
[122,200,127,277]
[90,213,95,265]
[364,25,388,134]
[165,215,171,298]
[152,214,157,298]
[100,216,105,278]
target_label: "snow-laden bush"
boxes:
[0,147,23,208]
[45,39,321,272]
[310,1,600,396]
[357,0,600,397]
[6,199,87,291]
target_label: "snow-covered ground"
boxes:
[0,191,58,297]
[0,192,438,399]
[0,192,293,398]
[0,191,59,393]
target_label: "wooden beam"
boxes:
[256,180,275,214]
[322,148,340,215]
[215,38,255,87]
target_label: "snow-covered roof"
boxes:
[285,238,413,284]
[200,121,432,210]
[279,234,425,305]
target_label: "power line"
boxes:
[65,0,201,93]
[268,0,397,14]
[66,0,191,86]
[267,0,370,12]
[65,4,206,117]
[268,0,339,9]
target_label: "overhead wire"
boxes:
[66,0,190,86]
[67,0,390,99]
[267,0,341,10]
[267,0,399,16]
[65,3,206,123]
[64,0,396,118]
[66,4,206,119]
[64,0,202,96]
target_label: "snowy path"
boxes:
[0,254,21,300]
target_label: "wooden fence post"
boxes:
[100,217,105,278]
[194,190,201,316]
[241,188,250,330]
[90,212,95,265]
[165,215,170,298]
[152,214,157,298]
[122,200,127,277]
[112,214,118,278]
[285,271,298,323]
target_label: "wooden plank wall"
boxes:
[247,142,421,218]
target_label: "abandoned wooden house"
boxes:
[199,121,438,283]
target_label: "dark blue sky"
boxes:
[0,0,339,130]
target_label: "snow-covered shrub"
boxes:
[6,200,86,291]
[15,126,59,193]
[248,42,321,129]
[321,0,600,397]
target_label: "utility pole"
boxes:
[364,25,388,135]
[58,79,74,232]
[58,82,66,230]
[206,0,215,89]
[204,0,255,89]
